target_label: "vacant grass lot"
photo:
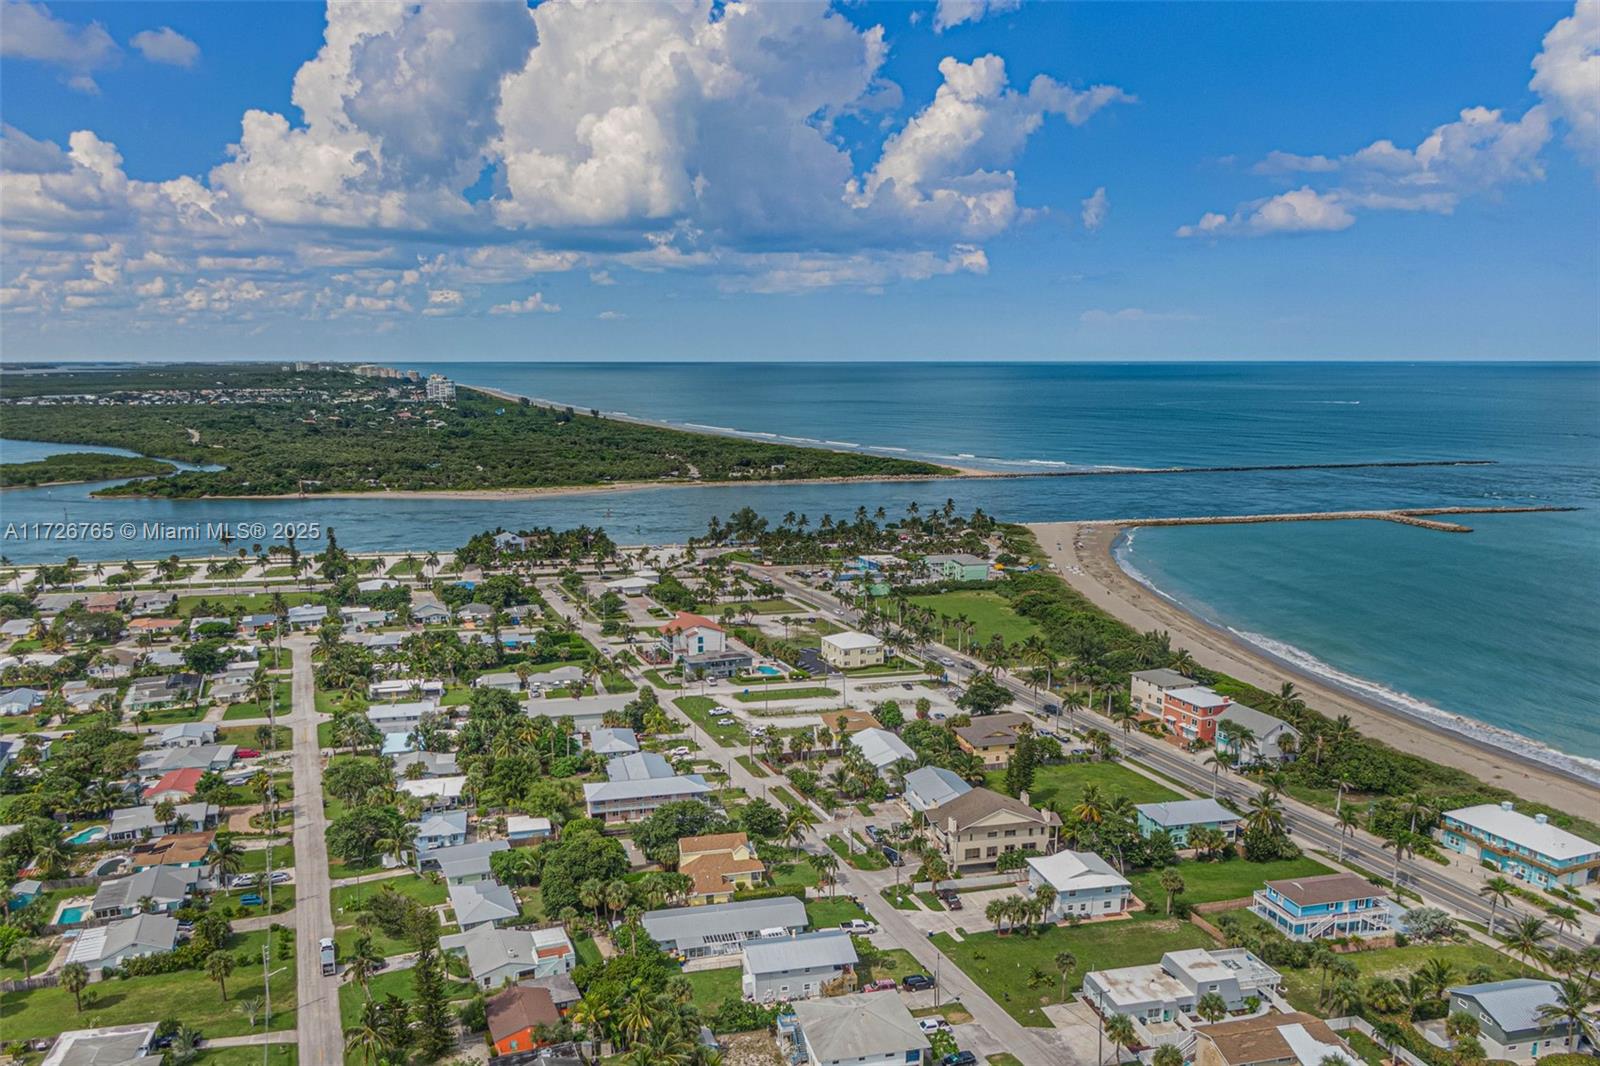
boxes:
[986,760,1183,809]
[235,841,296,874]
[683,963,744,1013]
[1127,856,1331,910]
[337,967,474,1029]
[1,929,296,1039]
[330,873,448,923]
[826,834,888,870]
[805,896,869,929]
[909,590,1039,647]
[933,914,1215,1027]
[674,695,746,744]
[175,591,320,614]
[1277,941,1539,1014]
[731,686,839,704]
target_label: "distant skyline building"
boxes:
[425,374,457,401]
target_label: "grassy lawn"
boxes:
[234,842,296,874]
[137,704,208,725]
[805,896,869,929]
[985,1055,1024,1066]
[0,941,55,981]
[771,856,820,889]
[337,967,473,1029]
[334,923,415,960]
[991,760,1183,809]
[826,834,888,871]
[574,935,603,968]
[1,929,296,1040]
[734,754,769,778]
[175,591,320,614]
[219,884,296,916]
[674,695,745,744]
[386,558,423,576]
[769,785,806,811]
[223,689,292,720]
[859,946,925,984]
[909,591,1039,647]
[932,914,1216,1027]
[682,963,744,1013]
[1277,941,1540,1014]
[193,1047,298,1066]
[217,724,292,749]
[731,686,839,704]
[882,884,919,911]
[1127,856,1331,910]
[716,598,801,615]
[330,873,448,921]
[642,668,682,690]
[601,671,637,694]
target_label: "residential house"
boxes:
[606,751,677,781]
[10,878,43,911]
[523,972,580,1014]
[440,923,576,989]
[1027,849,1133,921]
[448,880,520,930]
[132,592,176,616]
[1081,949,1280,1024]
[1129,668,1195,719]
[583,773,713,822]
[40,1025,160,1066]
[136,744,236,780]
[413,811,469,854]
[86,592,125,614]
[493,532,528,552]
[108,802,218,842]
[588,726,640,757]
[525,665,585,693]
[1437,802,1600,888]
[122,673,201,713]
[487,985,563,1056]
[922,553,992,582]
[340,608,388,630]
[368,679,445,701]
[848,727,914,774]
[952,713,1032,768]
[678,832,765,904]
[642,897,808,960]
[658,612,727,662]
[65,686,116,712]
[927,786,1060,871]
[820,631,885,670]
[1447,979,1579,1062]
[141,768,205,805]
[129,831,214,872]
[782,992,931,1066]
[412,601,451,625]
[392,749,458,778]
[1251,873,1393,942]
[427,839,510,883]
[366,699,437,735]
[1150,685,1234,745]
[285,604,328,629]
[141,650,186,670]
[456,603,495,626]
[681,648,754,679]
[506,815,554,845]
[902,765,971,815]
[1135,799,1243,848]
[742,930,858,1003]
[237,613,277,637]
[0,687,45,717]
[91,866,201,918]
[473,671,523,692]
[1191,1012,1360,1066]
[606,575,655,597]
[89,648,139,680]
[64,914,179,972]
[398,775,466,811]
[126,617,184,641]
[152,722,218,749]
[1215,704,1301,766]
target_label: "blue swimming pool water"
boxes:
[65,826,105,845]
[756,665,782,676]
[58,906,88,924]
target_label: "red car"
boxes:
[236,749,261,759]
[864,978,898,992]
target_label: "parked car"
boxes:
[880,846,902,867]
[239,893,264,906]
[901,682,915,690]
[917,1018,951,1035]
[863,825,881,842]
[942,1053,978,1066]
[670,746,692,758]
[864,978,898,992]
[714,716,735,726]
[902,974,936,992]
[236,748,261,758]
[939,890,963,911]
[268,871,291,884]
[839,919,877,934]
[938,656,955,667]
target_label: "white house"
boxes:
[1025,849,1132,921]
[742,930,858,1003]
[440,923,576,989]
[64,914,179,972]
[658,612,727,661]
[819,631,884,670]
[848,728,914,774]
[784,993,930,1066]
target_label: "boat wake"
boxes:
[1112,531,1600,787]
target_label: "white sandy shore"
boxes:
[1029,520,1599,811]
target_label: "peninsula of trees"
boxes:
[0,364,952,496]
[0,452,176,489]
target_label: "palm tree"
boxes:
[1336,805,1361,862]
[61,962,89,1012]
[1547,904,1581,938]
[1506,915,1551,967]
[346,934,383,1000]
[1055,950,1077,1002]
[345,999,387,1065]
[1324,977,1362,1018]
[1159,868,1185,915]
[207,950,236,1000]
[1416,957,1455,1001]
[571,992,613,1058]
[1536,976,1595,1054]
[812,850,841,898]
[1103,1012,1136,1065]
[1196,991,1228,1023]
[1245,791,1285,837]
[210,834,245,880]
[1151,1046,1183,1066]
[1478,876,1515,938]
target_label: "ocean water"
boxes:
[1,361,1596,769]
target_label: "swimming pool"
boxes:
[756,665,782,676]
[57,906,88,925]
[65,826,106,845]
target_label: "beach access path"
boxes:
[1029,520,1597,812]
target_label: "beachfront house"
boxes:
[926,786,1060,871]
[1026,849,1133,921]
[1437,802,1600,888]
[1130,668,1195,718]
[1081,948,1281,1024]
[1135,798,1243,847]
[820,631,885,670]
[1148,685,1234,745]
[1215,704,1302,766]
[781,993,932,1066]
[922,553,992,582]
[642,897,808,960]
[1250,872,1394,942]
[658,612,727,661]
[742,930,858,1003]
[1447,979,1580,1062]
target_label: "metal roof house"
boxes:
[783,992,931,1066]
[1135,798,1243,847]
[1026,849,1132,921]
[440,923,576,989]
[64,914,179,971]
[1447,979,1579,1062]
[902,765,971,814]
[1438,802,1600,889]
[642,896,809,960]
[742,930,858,1003]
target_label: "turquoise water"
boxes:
[1,361,1596,772]
[65,826,105,845]
[756,665,783,676]
[57,906,87,924]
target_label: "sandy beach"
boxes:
[1028,520,1600,811]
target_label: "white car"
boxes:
[669,746,691,758]
[715,716,735,726]
[917,1018,951,1035]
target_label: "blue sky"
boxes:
[1,0,1595,361]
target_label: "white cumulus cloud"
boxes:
[131,27,199,67]
[489,292,559,315]
[933,0,1021,33]
[1080,186,1108,231]
[1,0,119,92]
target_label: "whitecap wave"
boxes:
[1111,531,1600,786]
[823,440,860,448]
[684,423,739,434]
[877,446,908,453]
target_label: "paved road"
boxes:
[753,564,1595,953]
[286,638,342,1066]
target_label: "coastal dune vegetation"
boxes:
[0,364,950,497]
[0,452,176,488]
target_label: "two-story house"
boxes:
[1129,668,1195,718]
[678,831,765,905]
[1251,872,1393,942]
[1437,802,1600,889]
[1448,979,1581,1062]
[1135,799,1243,848]
[742,930,858,1003]
[1081,948,1281,1024]
[658,612,727,661]
[781,993,931,1066]
[952,713,1033,769]
[926,786,1060,871]
[1026,849,1133,920]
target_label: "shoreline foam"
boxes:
[1028,519,1600,810]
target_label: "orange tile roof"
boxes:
[661,611,722,634]
[679,831,750,854]
[131,830,214,866]
[129,617,182,630]
[149,768,204,797]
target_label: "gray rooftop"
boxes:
[1135,798,1240,827]
[790,992,930,1061]
[42,1025,160,1066]
[1451,979,1567,1034]
[742,929,857,976]
[642,896,807,948]
[1131,668,1195,688]
[448,880,519,928]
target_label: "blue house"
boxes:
[1438,802,1600,889]
[1134,798,1241,847]
[1251,872,1394,942]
